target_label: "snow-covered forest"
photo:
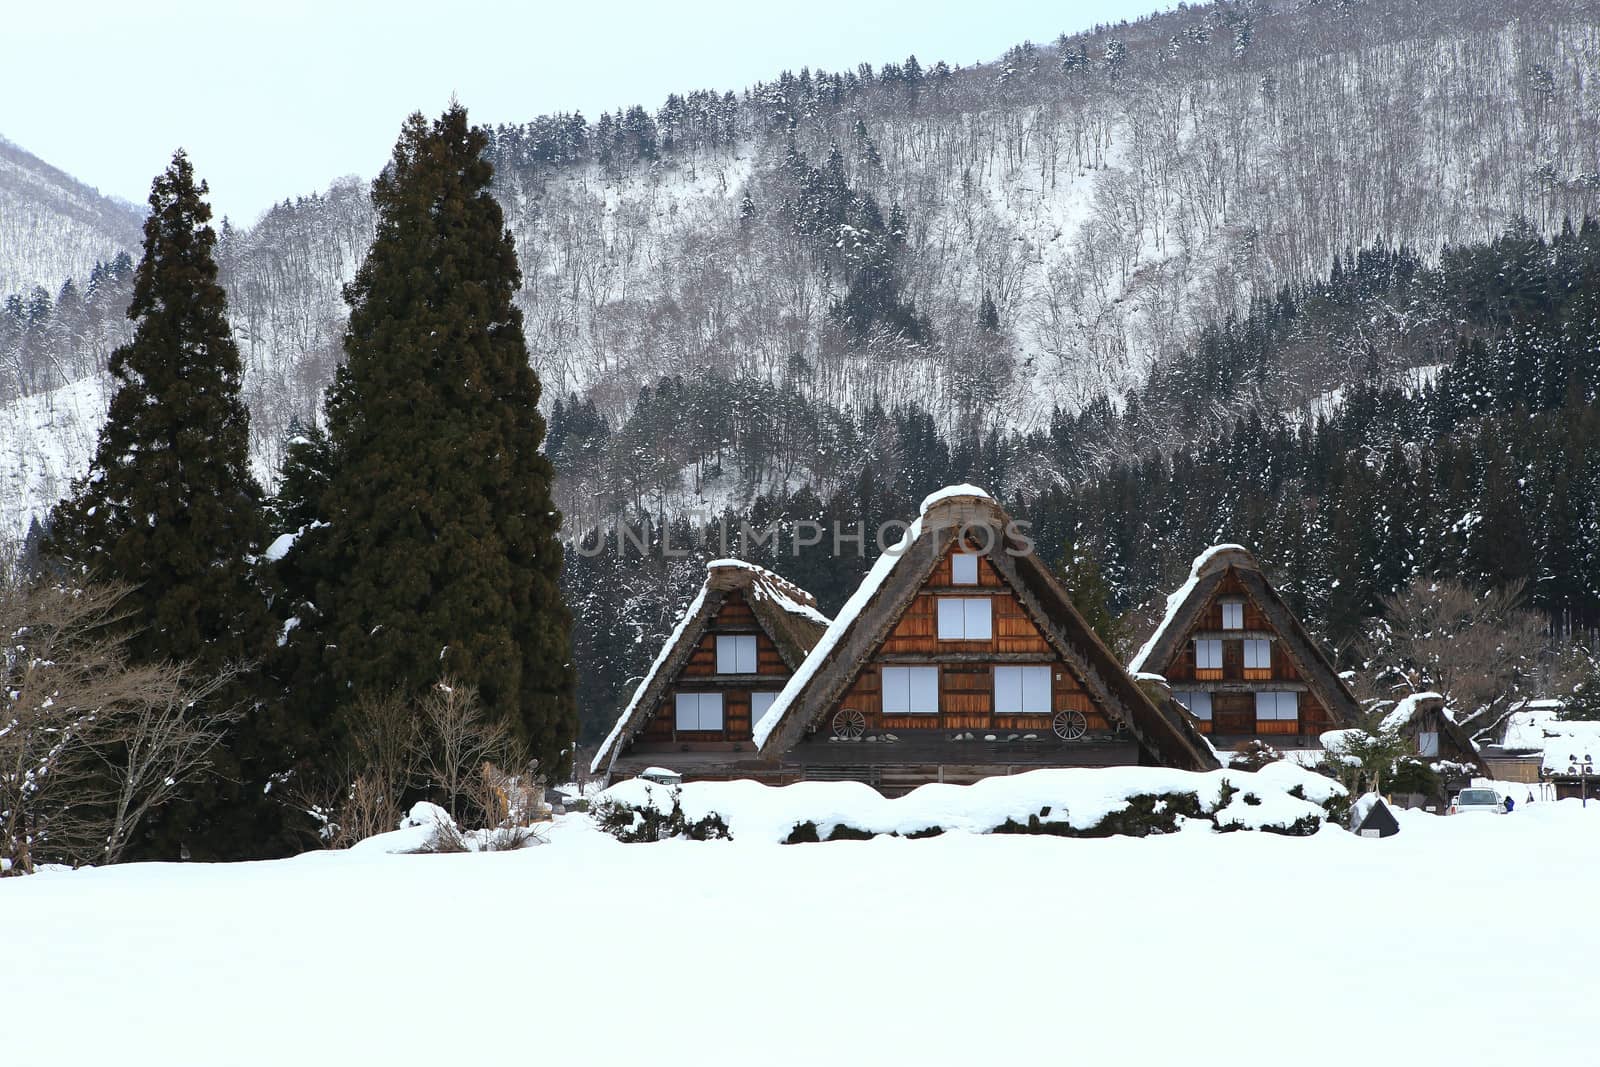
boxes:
[4,0,1600,752]
[4,0,1598,525]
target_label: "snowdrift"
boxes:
[593,763,1346,843]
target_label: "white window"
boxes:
[1417,730,1440,757]
[951,552,979,585]
[882,666,939,715]
[1174,690,1213,720]
[716,634,757,674]
[750,691,778,727]
[1244,639,1271,670]
[994,666,1052,715]
[675,692,724,731]
[937,597,993,640]
[1254,691,1298,721]
[1221,601,1244,629]
[1194,639,1223,670]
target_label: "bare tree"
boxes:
[336,690,420,843]
[412,679,513,822]
[92,665,243,864]
[1357,577,1548,725]
[0,578,244,875]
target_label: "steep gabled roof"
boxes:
[754,485,1219,772]
[589,560,830,777]
[1128,543,1362,726]
[1381,692,1489,774]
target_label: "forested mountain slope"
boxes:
[2,0,1599,541]
[562,222,1600,740]
[0,137,143,299]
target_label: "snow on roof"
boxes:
[1128,543,1251,673]
[918,483,992,514]
[1501,702,1567,752]
[752,518,920,748]
[719,558,831,627]
[590,560,831,777]
[1535,720,1600,775]
[753,485,994,748]
[589,585,708,776]
[1381,691,1445,732]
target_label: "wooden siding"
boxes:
[636,589,795,746]
[1154,569,1334,742]
[822,541,1118,740]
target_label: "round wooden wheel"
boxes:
[832,708,867,740]
[1052,710,1088,741]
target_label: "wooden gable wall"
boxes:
[636,589,792,746]
[1156,568,1334,738]
[828,540,1111,734]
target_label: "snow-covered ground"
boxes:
[3,797,1597,1065]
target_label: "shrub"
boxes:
[591,787,728,843]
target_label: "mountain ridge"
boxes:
[1,0,1597,540]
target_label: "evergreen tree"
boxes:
[1561,651,1600,722]
[312,106,577,776]
[1059,538,1130,659]
[46,151,276,858]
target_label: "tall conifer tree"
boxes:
[47,151,276,857]
[314,106,576,774]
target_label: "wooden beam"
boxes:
[876,652,1060,664]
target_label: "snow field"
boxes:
[3,799,1596,1066]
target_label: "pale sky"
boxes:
[5,0,1161,225]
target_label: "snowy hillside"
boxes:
[0,136,143,299]
[3,799,1597,1065]
[1,0,1598,537]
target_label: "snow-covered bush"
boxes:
[590,784,729,843]
[349,801,548,854]
[592,766,1347,845]
[1228,739,1284,772]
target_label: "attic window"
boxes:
[883,666,939,715]
[716,635,757,674]
[675,692,724,732]
[1174,690,1212,720]
[1221,600,1245,629]
[1254,691,1298,721]
[937,598,993,640]
[1418,730,1440,757]
[1194,639,1223,671]
[951,552,979,585]
[1243,639,1271,670]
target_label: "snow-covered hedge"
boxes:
[591,764,1347,844]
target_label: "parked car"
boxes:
[1448,788,1504,815]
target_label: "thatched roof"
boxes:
[753,486,1220,772]
[1382,693,1490,775]
[1128,544,1362,727]
[589,561,830,777]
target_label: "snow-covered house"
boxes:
[751,486,1219,792]
[1129,544,1361,754]
[1484,700,1600,798]
[1379,692,1487,785]
[589,560,831,784]
[1479,699,1565,783]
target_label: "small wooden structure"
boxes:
[753,486,1219,791]
[589,560,831,784]
[1129,544,1360,750]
